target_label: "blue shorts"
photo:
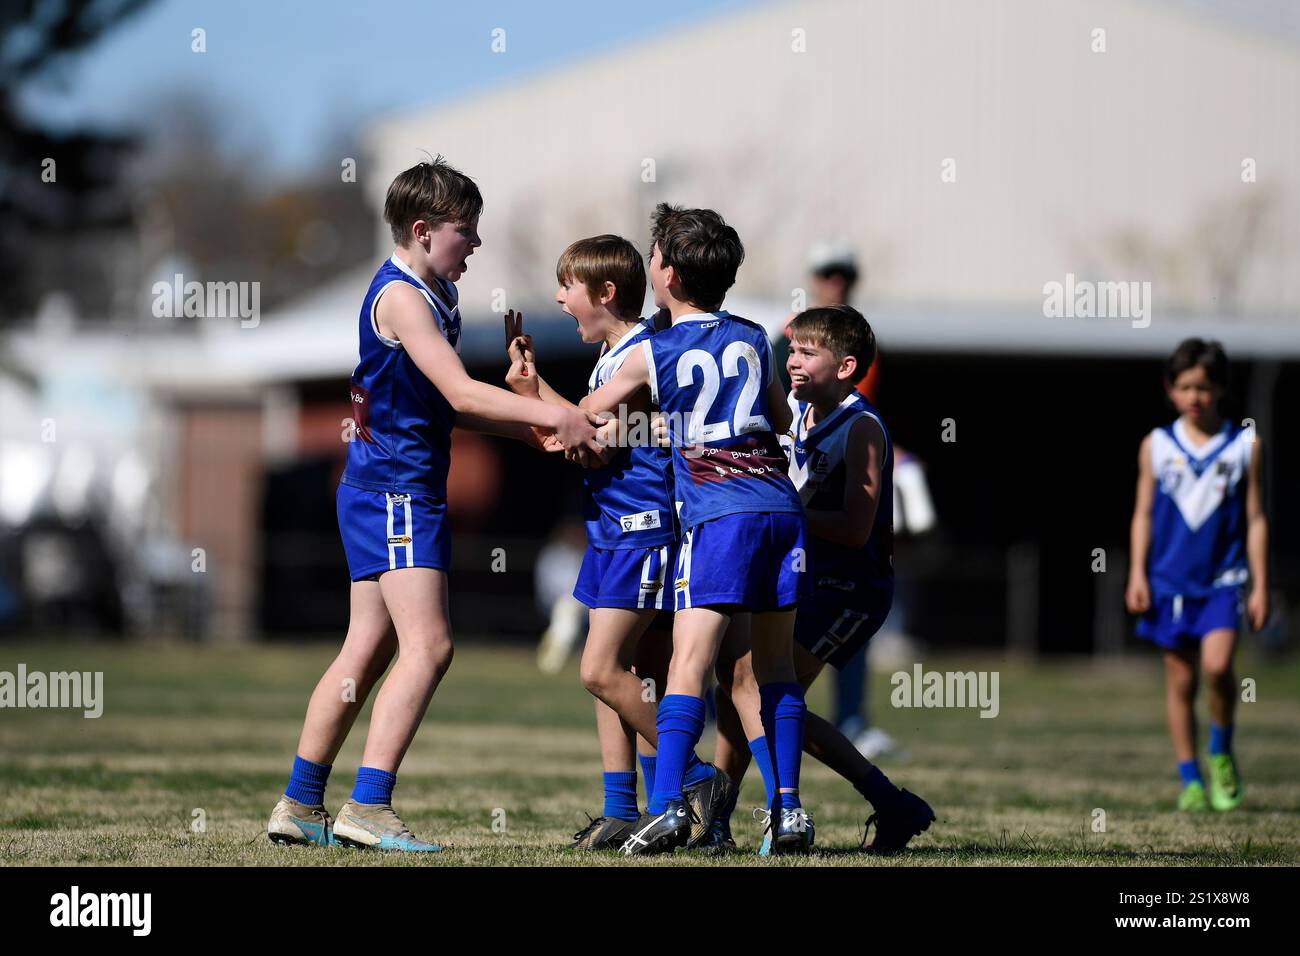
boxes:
[574,543,676,611]
[795,580,894,670]
[673,512,811,612]
[337,482,451,582]
[1136,588,1242,650]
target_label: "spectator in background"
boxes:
[534,518,589,674]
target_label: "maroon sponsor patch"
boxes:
[350,383,374,443]
[682,433,788,484]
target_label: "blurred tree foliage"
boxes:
[1,0,375,326]
[0,0,153,323]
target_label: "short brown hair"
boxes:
[556,235,647,320]
[384,156,483,246]
[788,305,877,383]
[649,203,744,312]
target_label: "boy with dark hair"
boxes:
[1127,338,1268,812]
[583,203,815,855]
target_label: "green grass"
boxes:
[1,641,1298,866]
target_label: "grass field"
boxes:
[2,640,1298,866]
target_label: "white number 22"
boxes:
[675,341,768,442]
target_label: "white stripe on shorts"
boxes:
[402,495,413,568]
[637,545,670,610]
[676,529,693,610]
[386,494,396,569]
[654,545,668,609]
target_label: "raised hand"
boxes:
[506,348,539,397]
[503,309,524,352]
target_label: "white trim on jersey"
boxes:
[765,333,780,384]
[369,280,407,350]
[1173,418,1230,460]
[643,341,659,405]
[388,254,462,354]
[589,324,648,391]
[1150,426,1247,532]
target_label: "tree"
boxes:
[0,0,155,322]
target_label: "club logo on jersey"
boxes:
[620,510,661,533]
[1158,466,1183,494]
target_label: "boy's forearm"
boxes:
[1247,515,1268,591]
[1128,516,1151,581]
[456,378,560,430]
[457,414,544,448]
[535,374,577,410]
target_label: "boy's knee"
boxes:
[1203,661,1233,686]
[579,654,622,699]
[412,633,453,678]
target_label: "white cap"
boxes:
[807,241,859,275]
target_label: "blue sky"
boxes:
[16,0,753,176]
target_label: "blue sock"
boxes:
[638,754,657,799]
[1209,723,1233,756]
[748,736,778,807]
[856,765,904,814]
[649,695,705,814]
[351,766,397,805]
[603,771,639,822]
[682,750,717,789]
[761,682,806,810]
[1178,759,1203,786]
[285,754,331,806]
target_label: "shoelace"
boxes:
[860,812,881,849]
[369,804,415,840]
[752,807,772,833]
[572,813,604,842]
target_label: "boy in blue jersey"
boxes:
[582,204,816,855]
[267,158,603,851]
[501,236,729,849]
[705,306,934,854]
[1126,338,1268,813]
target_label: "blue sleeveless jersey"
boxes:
[1148,419,1251,598]
[583,319,676,550]
[782,391,894,589]
[341,255,462,497]
[645,311,803,528]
